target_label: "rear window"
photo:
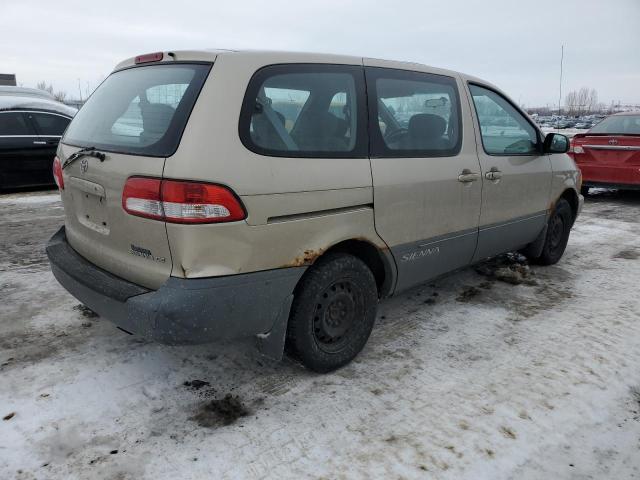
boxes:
[589,115,640,135]
[63,63,210,156]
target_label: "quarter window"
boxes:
[0,112,32,136]
[263,87,310,132]
[367,68,462,158]
[28,112,70,136]
[469,84,538,155]
[239,64,367,157]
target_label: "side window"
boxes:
[0,112,33,135]
[28,113,70,136]
[469,85,538,155]
[239,64,367,157]
[367,67,462,157]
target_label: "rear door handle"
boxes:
[485,168,503,181]
[458,170,480,183]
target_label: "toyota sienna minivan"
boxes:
[47,50,583,372]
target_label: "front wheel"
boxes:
[530,198,574,266]
[285,253,378,373]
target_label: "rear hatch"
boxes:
[572,114,640,178]
[58,61,211,289]
[573,134,640,166]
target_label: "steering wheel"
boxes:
[504,139,535,154]
[384,127,408,144]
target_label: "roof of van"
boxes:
[113,49,463,77]
[112,49,505,95]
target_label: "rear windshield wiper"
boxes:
[62,146,106,169]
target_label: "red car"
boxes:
[569,112,640,193]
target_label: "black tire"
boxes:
[530,198,573,266]
[580,186,590,196]
[285,253,378,373]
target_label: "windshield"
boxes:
[589,114,640,135]
[63,63,210,156]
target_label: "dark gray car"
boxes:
[0,90,76,189]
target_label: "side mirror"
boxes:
[543,133,569,154]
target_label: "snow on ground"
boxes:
[1,188,640,480]
[0,192,62,205]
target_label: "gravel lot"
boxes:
[1,189,639,480]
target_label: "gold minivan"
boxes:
[47,50,583,372]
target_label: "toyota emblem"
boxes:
[80,158,88,173]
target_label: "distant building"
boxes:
[0,74,17,86]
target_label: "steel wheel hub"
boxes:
[313,281,359,348]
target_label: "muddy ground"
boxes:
[1,189,639,479]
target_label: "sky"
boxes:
[2,0,639,107]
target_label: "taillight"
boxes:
[568,140,584,155]
[53,156,64,190]
[160,180,246,223]
[122,177,163,220]
[122,177,246,224]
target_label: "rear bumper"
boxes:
[47,227,305,345]
[579,164,640,188]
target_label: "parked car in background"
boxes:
[0,86,56,100]
[0,87,76,190]
[569,112,640,193]
[47,50,582,372]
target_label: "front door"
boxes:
[465,83,552,261]
[364,62,482,292]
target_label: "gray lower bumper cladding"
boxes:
[46,227,305,359]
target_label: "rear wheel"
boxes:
[530,198,573,266]
[285,253,378,373]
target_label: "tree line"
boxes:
[564,87,601,115]
[527,86,631,116]
[36,81,67,103]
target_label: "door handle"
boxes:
[458,169,480,183]
[485,168,503,181]
[32,140,47,145]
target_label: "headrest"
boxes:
[408,113,446,139]
[141,103,175,134]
